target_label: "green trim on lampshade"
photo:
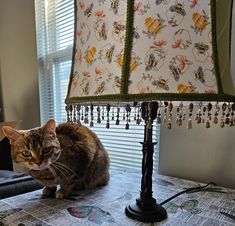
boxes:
[120,0,135,95]
[211,0,223,94]
[65,92,235,104]
[66,0,77,102]
[215,0,234,95]
[65,0,235,105]
[207,0,233,95]
[229,0,234,62]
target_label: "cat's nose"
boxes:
[35,159,43,166]
[34,159,48,170]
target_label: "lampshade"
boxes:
[66,0,235,104]
[65,0,235,223]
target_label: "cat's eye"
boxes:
[22,150,31,157]
[42,147,51,155]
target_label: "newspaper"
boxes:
[0,169,235,225]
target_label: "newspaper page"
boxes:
[0,169,235,225]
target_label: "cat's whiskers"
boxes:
[48,165,57,178]
[48,165,63,183]
[51,163,72,180]
[47,166,61,183]
[52,163,72,177]
[52,162,78,177]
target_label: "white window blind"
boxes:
[34,0,160,171]
[35,0,73,123]
[89,113,160,171]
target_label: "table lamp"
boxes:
[65,0,235,222]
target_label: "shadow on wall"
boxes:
[10,82,40,129]
[0,80,40,129]
[0,74,40,128]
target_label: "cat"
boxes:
[2,119,110,199]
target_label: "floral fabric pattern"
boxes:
[70,0,127,98]
[69,0,218,99]
[129,0,217,94]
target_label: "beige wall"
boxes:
[0,0,40,129]
[159,121,235,189]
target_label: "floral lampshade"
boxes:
[66,0,235,104]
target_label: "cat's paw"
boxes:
[42,186,57,197]
[55,190,66,199]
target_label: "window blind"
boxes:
[89,115,160,171]
[34,0,160,171]
[35,0,73,123]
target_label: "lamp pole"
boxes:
[125,102,167,222]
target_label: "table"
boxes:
[0,169,235,225]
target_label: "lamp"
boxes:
[65,0,235,222]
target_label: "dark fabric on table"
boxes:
[0,170,42,199]
[0,137,13,171]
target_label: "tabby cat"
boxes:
[2,119,110,199]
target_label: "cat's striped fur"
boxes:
[2,120,110,199]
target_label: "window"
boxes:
[35,0,73,123]
[90,111,160,171]
[34,0,160,171]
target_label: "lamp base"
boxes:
[125,198,167,223]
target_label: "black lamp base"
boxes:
[125,102,167,223]
[125,199,167,223]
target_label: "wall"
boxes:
[159,120,235,189]
[0,0,40,129]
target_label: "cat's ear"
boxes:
[2,126,22,144]
[42,119,56,138]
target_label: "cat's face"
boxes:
[2,119,60,172]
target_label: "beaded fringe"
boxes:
[66,102,235,129]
